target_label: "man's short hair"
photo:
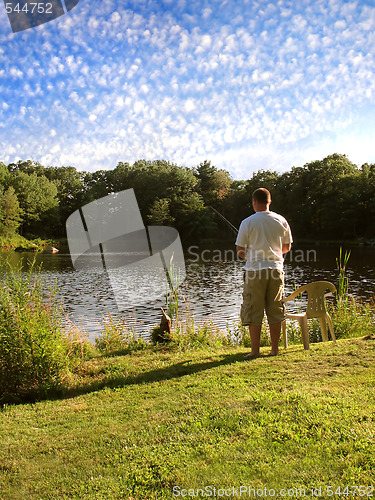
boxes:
[252,188,271,204]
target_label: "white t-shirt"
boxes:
[235,211,292,271]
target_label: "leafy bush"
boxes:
[0,259,71,403]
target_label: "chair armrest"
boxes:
[282,288,305,303]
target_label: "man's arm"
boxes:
[282,243,291,254]
[236,245,246,260]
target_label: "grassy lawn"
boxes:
[1,337,375,499]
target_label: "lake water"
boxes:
[2,244,375,341]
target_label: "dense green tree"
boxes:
[0,162,9,186]
[7,159,46,176]
[82,170,112,203]
[302,154,358,237]
[44,166,86,235]
[172,192,207,241]
[276,166,312,237]
[110,160,199,225]
[356,163,375,238]
[1,153,375,243]
[195,160,232,207]
[8,171,58,234]
[147,198,175,226]
[0,186,23,237]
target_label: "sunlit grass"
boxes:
[0,337,374,498]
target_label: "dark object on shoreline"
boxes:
[160,307,171,335]
[152,308,172,344]
[43,246,59,253]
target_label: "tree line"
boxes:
[0,153,374,245]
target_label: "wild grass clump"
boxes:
[169,318,231,350]
[332,247,375,339]
[157,294,232,350]
[95,313,148,355]
[230,319,271,347]
[64,318,98,366]
[0,259,72,403]
[330,299,375,340]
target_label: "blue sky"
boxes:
[1,0,375,179]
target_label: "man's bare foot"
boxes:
[244,352,260,358]
[269,350,279,356]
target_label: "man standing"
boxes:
[236,188,292,357]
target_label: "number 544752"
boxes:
[5,3,53,14]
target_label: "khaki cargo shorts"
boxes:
[240,268,285,326]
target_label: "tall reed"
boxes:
[165,255,181,320]
[336,246,351,301]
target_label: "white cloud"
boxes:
[69,92,79,102]
[184,99,195,113]
[10,67,23,78]
[111,12,121,23]
[202,8,213,19]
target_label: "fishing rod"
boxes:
[209,206,238,235]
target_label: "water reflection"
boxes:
[1,245,375,340]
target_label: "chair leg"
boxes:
[326,313,336,344]
[319,317,329,342]
[299,315,309,350]
[282,320,288,349]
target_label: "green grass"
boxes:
[1,337,374,499]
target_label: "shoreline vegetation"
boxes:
[2,235,375,254]
[0,234,375,254]
[0,235,64,253]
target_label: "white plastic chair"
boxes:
[282,281,336,350]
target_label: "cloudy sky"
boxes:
[1,0,375,179]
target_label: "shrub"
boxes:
[0,259,70,403]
